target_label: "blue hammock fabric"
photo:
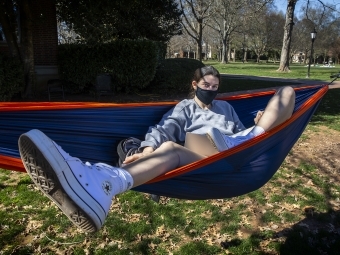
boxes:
[0,85,327,199]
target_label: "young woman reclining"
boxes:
[18,66,295,232]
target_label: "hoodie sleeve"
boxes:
[140,101,188,149]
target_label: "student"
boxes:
[18,66,295,232]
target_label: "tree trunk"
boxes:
[0,1,21,58]
[20,0,35,98]
[277,0,296,72]
[243,48,247,63]
[221,39,227,63]
[197,20,203,61]
[221,20,228,64]
[227,42,231,62]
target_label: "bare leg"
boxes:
[123,141,205,187]
[18,131,205,232]
[256,86,295,131]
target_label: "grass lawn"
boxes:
[206,60,339,82]
[0,62,340,255]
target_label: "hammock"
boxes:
[0,84,328,200]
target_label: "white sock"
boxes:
[250,126,265,137]
[115,168,134,194]
[92,162,134,195]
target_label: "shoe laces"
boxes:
[52,141,85,163]
[93,163,118,173]
[53,141,118,174]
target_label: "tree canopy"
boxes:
[56,0,183,43]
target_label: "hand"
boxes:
[254,111,264,125]
[123,152,144,164]
[123,147,154,164]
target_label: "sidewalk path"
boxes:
[218,74,340,98]
[221,73,340,86]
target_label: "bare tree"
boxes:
[277,0,297,72]
[208,0,273,64]
[209,0,240,64]
[202,24,220,60]
[167,34,193,57]
[329,38,340,64]
[209,0,250,64]
[290,16,319,65]
[179,0,214,61]
[277,0,339,72]
[305,6,340,64]
[266,12,286,62]
[246,8,284,63]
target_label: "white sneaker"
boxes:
[206,128,254,152]
[18,129,128,232]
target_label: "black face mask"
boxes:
[195,86,218,105]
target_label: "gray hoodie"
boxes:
[140,99,245,149]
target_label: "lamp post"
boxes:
[306,28,317,78]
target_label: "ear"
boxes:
[192,81,197,90]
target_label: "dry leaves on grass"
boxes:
[1,125,340,254]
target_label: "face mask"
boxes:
[195,86,218,105]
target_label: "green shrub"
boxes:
[0,55,24,101]
[149,58,205,93]
[154,41,167,63]
[58,40,160,93]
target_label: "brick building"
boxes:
[0,0,59,93]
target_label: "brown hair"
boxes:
[188,66,221,98]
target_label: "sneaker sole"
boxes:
[206,129,229,152]
[18,130,104,233]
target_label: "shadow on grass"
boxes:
[217,211,340,255]
[311,88,340,120]
[219,234,274,255]
[277,210,340,255]
[219,76,299,93]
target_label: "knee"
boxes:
[158,141,184,161]
[277,86,295,100]
[278,87,296,115]
[158,141,179,153]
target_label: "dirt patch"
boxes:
[286,125,340,186]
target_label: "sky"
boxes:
[274,0,339,13]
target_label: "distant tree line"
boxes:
[0,0,339,98]
[171,0,340,71]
